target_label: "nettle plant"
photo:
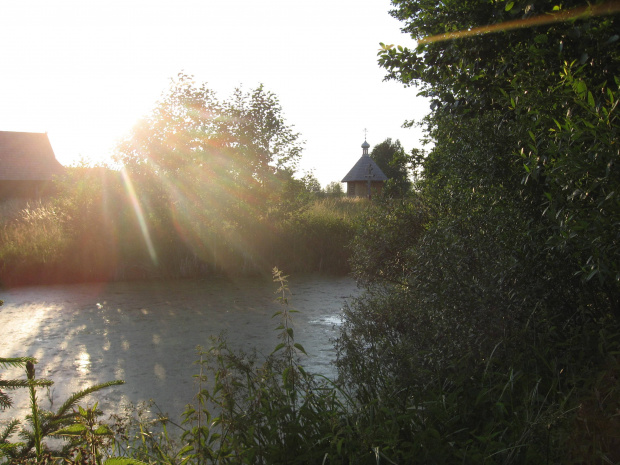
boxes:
[114,268,385,465]
[136,268,355,464]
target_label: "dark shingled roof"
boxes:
[0,131,64,180]
[341,141,388,182]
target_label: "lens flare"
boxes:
[418,2,620,45]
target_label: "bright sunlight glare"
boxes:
[0,0,429,187]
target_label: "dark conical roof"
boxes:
[341,141,388,182]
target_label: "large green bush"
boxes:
[336,1,620,462]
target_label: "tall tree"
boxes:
[370,138,411,197]
[377,0,620,314]
[324,181,344,197]
[337,1,620,462]
[116,73,302,190]
[114,74,305,270]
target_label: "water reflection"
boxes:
[310,315,343,326]
[75,351,91,374]
[154,363,166,380]
[0,276,358,422]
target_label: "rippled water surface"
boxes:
[1,275,358,422]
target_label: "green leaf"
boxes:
[271,343,285,354]
[293,343,307,355]
[52,424,87,435]
[587,91,595,108]
[105,458,150,465]
[505,1,514,11]
[94,424,113,435]
[575,80,587,99]
[534,34,548,44]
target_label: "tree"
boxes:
[370,138,412,197]
[378,0,620,314]
[337,1,620,462]
[324,181,344,197]
[114,73,306,271]
[116,73,302,193]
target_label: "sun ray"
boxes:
[120,167,158,265]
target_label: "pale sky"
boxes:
[1,0,428,187]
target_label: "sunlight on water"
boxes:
[115,362,125,381]
[3,306,48,355]
[0,277,359,423]
[310,315,342,326]
[75,351,91,374]
[154,363,166,380]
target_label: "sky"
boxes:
[1,0,429,187]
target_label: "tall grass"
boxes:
[0,201,71,285]
[0,169,371,286]
[306,197,372,219]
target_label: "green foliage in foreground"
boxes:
[98,269,375,464]
[4,0,620,461]
[0,270,361,464]
[4,260,619,463]
[332,0,620,463]
[0,355,125,464]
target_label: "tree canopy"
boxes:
[113,74,311,271]
[378,0,620,312]
[116,73,302,191]
[370,138,412,197]
[337,1,620,462]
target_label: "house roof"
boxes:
[0,131,64,181]
[341,141,388,182]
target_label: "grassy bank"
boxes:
[0,169,370,287]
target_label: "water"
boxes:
[0,274,358,423]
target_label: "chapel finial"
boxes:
[361,129,370,156]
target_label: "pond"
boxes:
[0,274,359,423]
